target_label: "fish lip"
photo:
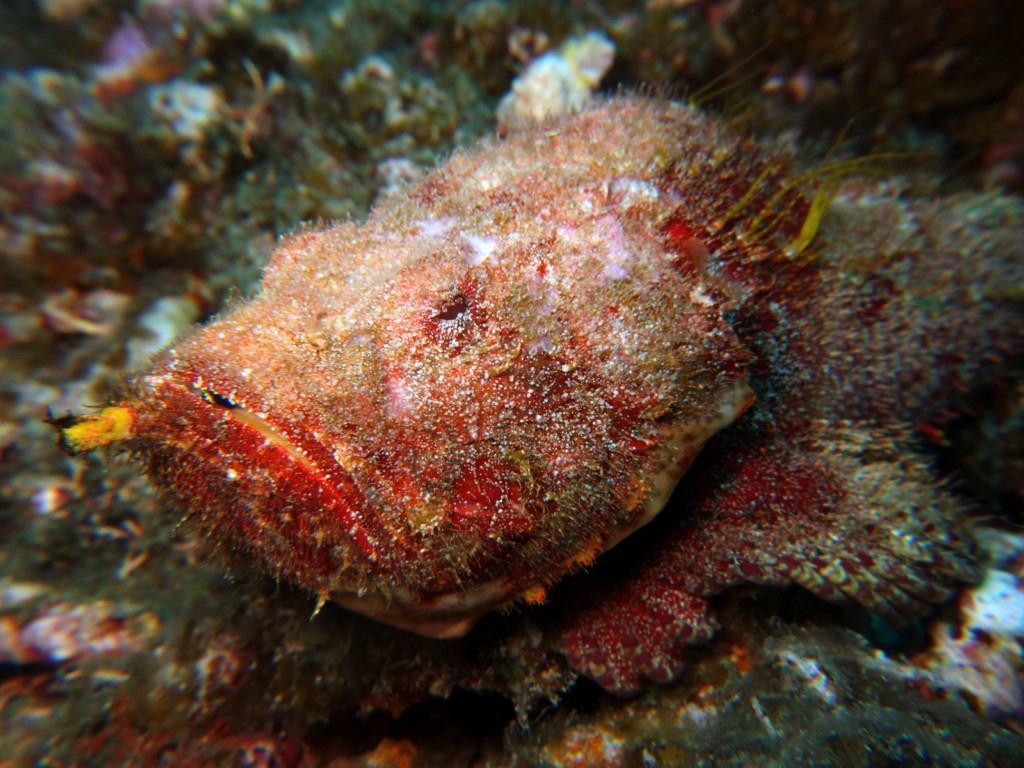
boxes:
[145,365,324,475]
[138,364,395,570]
[330,580,519,639]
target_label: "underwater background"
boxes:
[1,1,1023,765]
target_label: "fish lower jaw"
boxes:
[330,579,519,639]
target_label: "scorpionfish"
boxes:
[58,97,1022,694]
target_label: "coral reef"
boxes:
[1,1,1023,765]
[496,30,614,130]
[519,620,1024,767]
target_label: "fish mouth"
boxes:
[136,367,400,584]
[139,371,512,637]
[142,371,532,638]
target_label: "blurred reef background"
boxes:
[1,1,1024,765]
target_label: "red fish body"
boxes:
[65,97,1022,694]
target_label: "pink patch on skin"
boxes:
[414,218,456,239]
[596,214,632,281]
[384,369,417,422]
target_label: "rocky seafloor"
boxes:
[1,1,1023,766]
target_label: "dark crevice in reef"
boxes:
[0,661,55,686]
[305,688,515,763]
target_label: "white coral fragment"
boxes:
[497,31,615,131]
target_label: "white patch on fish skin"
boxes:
[464,233,498,264]
[384,370,418,422]
[608,177,660,207]
[415,217,456,238]
[603,261,629,280]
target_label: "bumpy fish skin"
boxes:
[125,98,755,639]
[85,97,1021,694]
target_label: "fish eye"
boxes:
[193,385,239,410]
[428,291,472,342]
